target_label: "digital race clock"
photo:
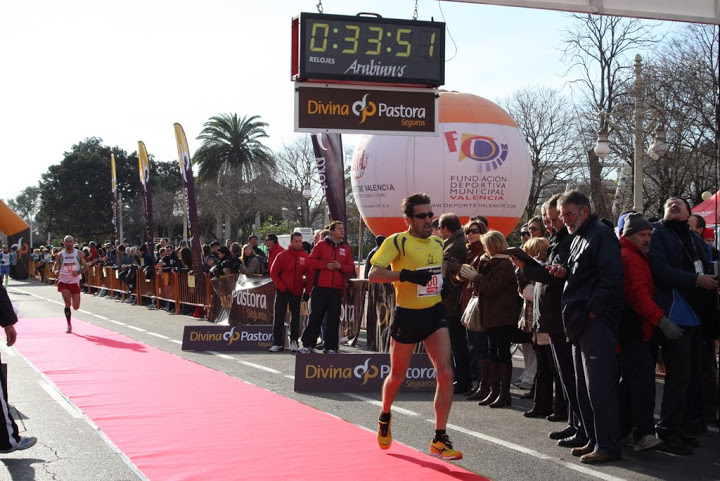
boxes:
[291,12,445,86]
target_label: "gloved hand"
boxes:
[658,316,683,341]
[302,293,309,302]
[445,257,460,273]
[399,269,433,286]
[459,264,479,281]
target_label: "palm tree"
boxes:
[193,113,275,240]
[194,113,275,183]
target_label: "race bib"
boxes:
[416,265,442,297]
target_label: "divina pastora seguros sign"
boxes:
[182,324,273,351]
[295,83,438,136]
[294,353,436,392]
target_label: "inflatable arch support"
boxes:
[0,200,30,280]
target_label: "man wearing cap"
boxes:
[649,197,719,454]
[619,213,674,453]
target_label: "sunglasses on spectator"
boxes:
[520,231,530,237]
[467,229,482,234]
[413,212,434,219]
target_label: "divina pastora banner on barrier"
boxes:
[294,353,436,392]
[181,324,274,351]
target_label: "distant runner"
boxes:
[53,236,89,333]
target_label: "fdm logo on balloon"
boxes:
[444,131,509,172]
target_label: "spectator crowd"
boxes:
[19,189,719,464]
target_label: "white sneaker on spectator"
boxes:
[634,434,663,452]
[298,347,315,354]
[268,345,283,352]
[289,341,299,352]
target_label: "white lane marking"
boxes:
[285,375,295,380]
[39,381,82,418]
[93,314,109,320]
[110,320,126,326]
[126,325,146,332]
[169,340,182,345]
[238,360,281,374]
[343,393,419,417]
[447,423,629,481]
[0,344,16,357]
[78,309,91,314]
[207,351,235,360]
[146,332,169,340]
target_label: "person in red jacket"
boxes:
[299,221,355,353]
[265,234,285,273]
[619,212,681,453]
[268,233,313,352]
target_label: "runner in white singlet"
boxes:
[53,236,89,333]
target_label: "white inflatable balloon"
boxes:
[351,91,532,237]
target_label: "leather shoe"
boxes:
[524,409,551,418]
[453,382,473,395]
[546,413,566,422]
[558,433,588,448]
[571,444,595,457]
[580,451,622,464]
[549,426,576,440]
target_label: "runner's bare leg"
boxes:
[423,327,454,430]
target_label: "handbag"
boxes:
[461,294,485,332]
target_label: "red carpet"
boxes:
[13,318,486,481]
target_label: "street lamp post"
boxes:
[302,182,312,227]
[594,54,668,213]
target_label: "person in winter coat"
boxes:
[459,230,520,409]
[300,221,355,353]
[618,213,669,453]
[457,219,489,401]
[269,232,313,352]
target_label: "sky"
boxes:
[0,0,659,202]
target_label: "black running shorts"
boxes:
[390,302,447,344]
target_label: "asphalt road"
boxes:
[1,279,719,481]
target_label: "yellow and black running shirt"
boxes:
[371,231,444,309]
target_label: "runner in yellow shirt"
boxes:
[368,193,462,461]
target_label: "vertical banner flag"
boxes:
[174,124,204,276]
[138,141,155,251]
[110,153,120,252]
[311,133,346,226]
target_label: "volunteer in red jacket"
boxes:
[268,232,313,353]
[299,221,355,353]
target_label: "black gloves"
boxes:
[302,293,310,302]
[399,269,433,286]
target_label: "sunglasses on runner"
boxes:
[413,212,434,219]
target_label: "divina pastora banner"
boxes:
[182,324,274,352]
[294,353,436,392]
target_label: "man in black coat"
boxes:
[649,197,719,454]
[514,194,583,446]
[547,191,624,464]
